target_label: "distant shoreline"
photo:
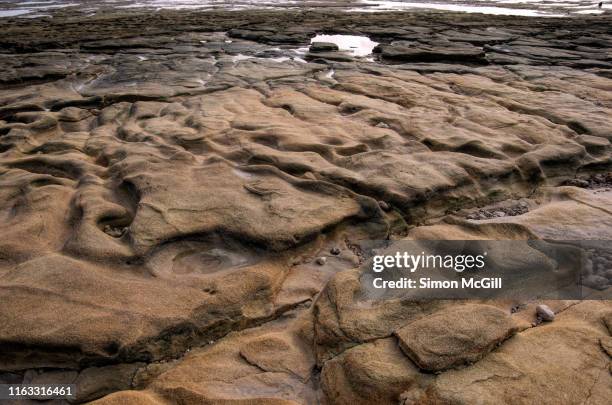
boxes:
[0,0,610,20]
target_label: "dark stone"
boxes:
[309,42,339,53]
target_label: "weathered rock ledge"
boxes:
[0,8,611,405]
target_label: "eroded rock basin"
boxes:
[0,7,611,405]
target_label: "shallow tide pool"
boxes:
[311,34,379,57]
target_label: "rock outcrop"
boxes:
[395,304,519,372]
[0,7,610,405]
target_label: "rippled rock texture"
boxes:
[0,8,611,404]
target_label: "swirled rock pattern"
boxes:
[0,8,611,405]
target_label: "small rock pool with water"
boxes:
[310,34,380,57]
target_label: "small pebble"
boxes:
[494,211,506,217]
[378,200,390,211]
[330,247,341,255]
[375,121,390,128]
[536,304,555,322]
[315,257,327,266]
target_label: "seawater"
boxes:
[0,0,609,18]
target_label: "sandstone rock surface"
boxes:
[0,7,610,405]
[395,304,518,372]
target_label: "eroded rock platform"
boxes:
[0,8,611,405]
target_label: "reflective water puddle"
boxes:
[310,34,379,57]
[351,0,608,17]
